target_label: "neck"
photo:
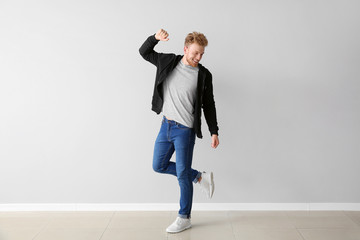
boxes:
[181,56,190,66]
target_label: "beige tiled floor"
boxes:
[0,211,359,240]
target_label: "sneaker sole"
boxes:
[166,224,192,233]
[210,172,214,198]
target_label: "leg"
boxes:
[173,127,196,219]
[152,120,177,176]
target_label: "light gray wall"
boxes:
[1,0,359,204]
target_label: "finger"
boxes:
[213,140,219,148]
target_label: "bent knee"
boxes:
[153,164,164,173]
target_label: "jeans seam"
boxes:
[183,129,192,217]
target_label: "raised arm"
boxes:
[139,29,170,65]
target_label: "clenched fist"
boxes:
[155,29,169,41]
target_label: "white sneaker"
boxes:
[166,217,191,233]
[199,171,214,199]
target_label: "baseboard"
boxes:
[1,203,360,211]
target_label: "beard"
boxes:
[186,55,198,67]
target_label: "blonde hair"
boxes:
[184,32,208,47]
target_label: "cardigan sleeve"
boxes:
[139,34,160,66]
[202,72,219,136]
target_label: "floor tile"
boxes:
[298,228,360,240]
[33,227,105,240]
[344,211,360,226]
[112,211,172,220]
[0,227,42,240]
[229,211,289,217]
[0,212,50,218]
[167,224,236,240]
[229,211,295,230]
[0,212,50,229]
[108,211,172,229]
[101,228,167,240]
[286,211,359,229]
[45,211,114,228]
[234,228,304,240]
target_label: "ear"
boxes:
[184,46,188,54]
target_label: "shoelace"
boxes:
[176,217,191,225]
[177,218,184,224]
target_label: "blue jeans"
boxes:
[153,116,201,219]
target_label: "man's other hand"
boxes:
[211,134,219,149]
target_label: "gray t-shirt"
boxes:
[162,60,199,128]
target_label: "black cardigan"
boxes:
[139,34,219,138]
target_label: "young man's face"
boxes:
[183,43,205,67]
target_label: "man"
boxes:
[139,29,220,233]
